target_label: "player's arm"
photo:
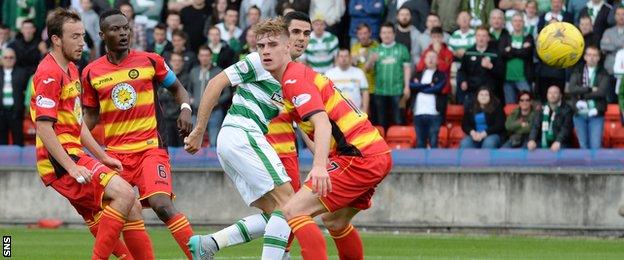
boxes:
[307,112,333,197]
[79,123,123,172]
[82,107,99,130]
[37,121,93,183]
[166,79,193,137]
[184,72,231,154]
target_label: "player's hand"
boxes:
[308,166,331,197]
[68,165,92,184]
[527,140,537,150]
[177,109,193,138]
[101,156,123,172]
[550,141,561,152]
[184,128,203,154]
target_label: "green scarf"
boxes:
[540,104,557,148]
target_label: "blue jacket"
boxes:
[349,0,384,39]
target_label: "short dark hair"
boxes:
[154,23,167,31]
[431,26,444,35]
[198,44,213,54]
[22,19,36,28]
[517,90,532,102]
[226,6,239,13]
[585,45,600,53]
[167,10,180,18]
[172,29,188,40]
[248,5,261,15]
[356,23,370,31]
[169,51,184,60]
[381,22,395,32]
[338,47,350,54]
[46,8,81,38]
[283,11,311,26]
[99,9,125,28]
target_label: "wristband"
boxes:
[181,103,192,112]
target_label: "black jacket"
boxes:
[529,102,574,146]
[457,45,504,93]
[146,41,173,56]
[462,105,506,136]
[410,69,448,116]
[567,65,610,116]
[8,34,42,75]
[580,4,612,40]
[537,11,573,32]
[0,67,28,116]
[489,28,510,51]
[500,33,535,83]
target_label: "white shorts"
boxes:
[216,126,291,206]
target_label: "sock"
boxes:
[211,213,269,250]
[285,232,294,254]
[262,211,291,259]
[166,213,194,259]
[92,206,126,260]
[287,215,327,260]
[329,224,363,260]
[87,221,133,260]
[123,220,155,260]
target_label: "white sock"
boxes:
[212,213,269,250]
[262,211,291,260]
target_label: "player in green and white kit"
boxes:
[183,12,312,260]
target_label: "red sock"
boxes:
[123,220,155,260]
[287,216,327,260]
[93,206,125,260]
[166,213,194,259]
[88,221,133,260]
[329,224,363,260]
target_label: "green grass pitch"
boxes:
[1,226,624,259]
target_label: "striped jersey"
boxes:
[303,31,339,73]
[281,62,389,157]
[448,29,476,51]
[222,52,283,134]
[30,54,84,185]
[81,50,177,153]
[265,112,297,157]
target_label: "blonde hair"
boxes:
[253,17,288,39]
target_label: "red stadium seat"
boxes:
[386,125,416,148]
[445,105,464,128]
[610,127,624,148]
[604,121,623,148]
[605,104,620,123]
[374,125,385,138]
[504,104,518,116]
[437,125,449,148]
[448,125,465,148]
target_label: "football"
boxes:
[536,22,585,68]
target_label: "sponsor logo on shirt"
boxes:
[42,78,55,84]
[284,79,297,85]
[292,93,311,107]
[111,83,138,110]
[36,95,56,108]
[236,60,249,74]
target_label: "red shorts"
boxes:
[280,156,300,192]
[108,148,173,207]
[50,155,117,222]
[304,153,393,212]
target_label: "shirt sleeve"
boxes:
[81,68,99,108]
[401,45,411,65]
[32,71,61,122]
[224,52,266,86]
[148,52,177,88]
[282,70,326,121]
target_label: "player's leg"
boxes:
[322,208,363,260]
[279,156,300,258]
[282,189,329,260]
[86,220,133,260]
[95,174,137,259]
[148,193,194,258]
[122,200,155,260]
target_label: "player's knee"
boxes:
[127,200,144,221]
[114,185,137,212]
[149,197,177,221]
[321,214,350,231]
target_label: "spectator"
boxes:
[158,52,191,147]
[366,22,411,130]
[415,14,451,62]
[188,45,225,147]
[460,87,505,149]
[601,7,624,80]
[568,46,609,149]
[163,29,198,74]
[537,0,573,32]
[449,11,476,103]
[181,0,212,53]
[411,51,447,148]
[205,0,227,31]
[239,5,261,47]
[79,0,101,57]
[528,85,574,151]
[350,23,379,122]
[385,0,430,32]
[130,0,165,29]
[226,0,243,10]
[431,0,463,33]
[326,49,370,112]
[502,91,535,148]
[2,0,46,31]
[579,15,601,49]
[460,0,495,28]
[207,26,236,69]
[276,0,310,15]
[348,0,384,41]
[147,23,173,55]
[215,8,243,54]
[9,20,43,77]
[120,3,147,51]
[303,15,339,73]
[165,11,183,41]
[416,27,453,96]
[501,0,526,33]
[457,27,503,109]
[501,13,534,104]
[568,0,590,23]
[580,0,612,40]
[309,0,346,30]
[395,8,423,65]
[488,9,510,50]
[524,0,540,40]
[239,28,257,59]
[616,48,624,120]
[0,25,10,52]
[0,48,28,146]
[240,0,276,29]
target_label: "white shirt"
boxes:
[614,49,624,94]
[414,69,438,116]
[325,66,368,110]
[215,23,242,42]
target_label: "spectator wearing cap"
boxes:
[502,91,535,148]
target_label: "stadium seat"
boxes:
[445,105,464,128]
[386,125,416,148]
[438,125,449,148]
[374,125,385,138]
[604,121,623,148]
[504,104,518,116]
[90,124,105,144]
[610,127,624,148]
[605,104,620,123]
[448,125,465,148]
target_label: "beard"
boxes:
[398,19,411,28]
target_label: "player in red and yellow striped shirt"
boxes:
[81,10,194,258]
[255,18,392,260]
[32,8,151,259]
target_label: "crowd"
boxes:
[0,0,623,150]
